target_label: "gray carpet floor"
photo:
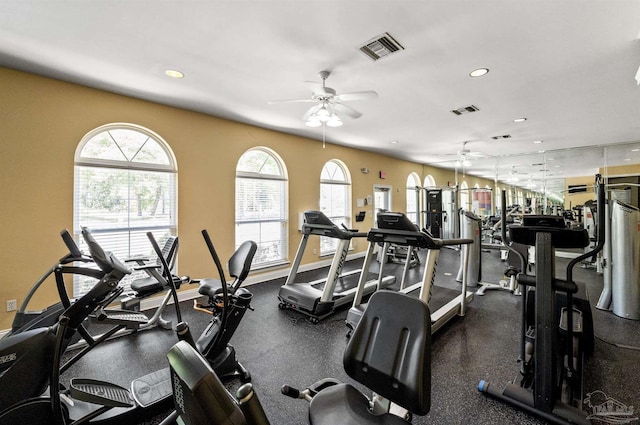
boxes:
[61,247,640,425]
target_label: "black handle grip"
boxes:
[281,385,300,398]
[61,229,83,258]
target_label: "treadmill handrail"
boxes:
[301,222,366,239]
[366,227,472,249]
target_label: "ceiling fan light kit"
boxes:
[304,102,343,127]
[270,70,377,131]
[455,159,472,168]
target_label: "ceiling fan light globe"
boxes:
[462,159,472,167]
[327,114,343,127]
[455,160,462,168]
[305,118,322,127]
[316,107,331,119]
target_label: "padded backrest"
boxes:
[228,241,257,282]
[167,340,247,425]
[343,291,431,415]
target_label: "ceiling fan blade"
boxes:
[268,98,315,105]
[336,90,378,102]
[467,151,487,158]
[333,103,363,119]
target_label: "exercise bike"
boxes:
[478,175,604,425]
[162,289,432,425]
[191,230,257,382]
[157,228,433,425]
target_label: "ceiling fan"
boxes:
[268,70,378,127]
[446,141,486,168]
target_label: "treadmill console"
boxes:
[377,212,419,232]
[304,210,335,227]
[521,215,566,228]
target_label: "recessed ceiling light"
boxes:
[533,140,543,144]
[469,68,489,77]
[624,158,631,161]
[513,117,527,123]
[391,140,399,144]
[632,148,639,152]
[165,69,184,79]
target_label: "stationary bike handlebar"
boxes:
[201,229,229,352]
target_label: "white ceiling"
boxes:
[1,0,640,196]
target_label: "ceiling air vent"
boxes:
[491,134,512,140]
[359,33,404,61]
[450,105,480,116]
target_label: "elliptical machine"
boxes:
[6,229,103,336]
[7,231,189,346]
[478,175,604,425]
[0,228,257,424]
[0,228,133,424]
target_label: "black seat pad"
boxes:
[198,278,223,298]
[309,383,408,425]
[130,276,162,296]
[132,275,183,297]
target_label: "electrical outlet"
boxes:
[312,248,317,255]
[6,299,17,312]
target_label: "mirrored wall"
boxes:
[444,140,640,212]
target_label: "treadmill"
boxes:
[278,210,395,323]
[346,211,474,334]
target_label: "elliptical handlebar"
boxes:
[566,174,605,284]
[61,229,83,259]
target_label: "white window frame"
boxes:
[319,159,352,256]
[406,172,421,225]
[235,147,288,268]
[73,123,177,297]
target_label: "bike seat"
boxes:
[309,384,408,425]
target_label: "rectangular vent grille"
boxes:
[450,105,479,116]
[491,134,512,140]
[359,33,404,61]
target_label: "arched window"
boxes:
[320,160,352,256]
[74,123,177,296]
[406,173,421,225]
[236,147,288,267]
[424,175,436,188]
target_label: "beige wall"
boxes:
[600,164,640,177]
[0,67,440,329]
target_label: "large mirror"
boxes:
[431,140,640,215]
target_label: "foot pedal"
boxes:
[559,307,583,333]
[131,367,172,408]
[70,378,134,408]
[92,309,150,326]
